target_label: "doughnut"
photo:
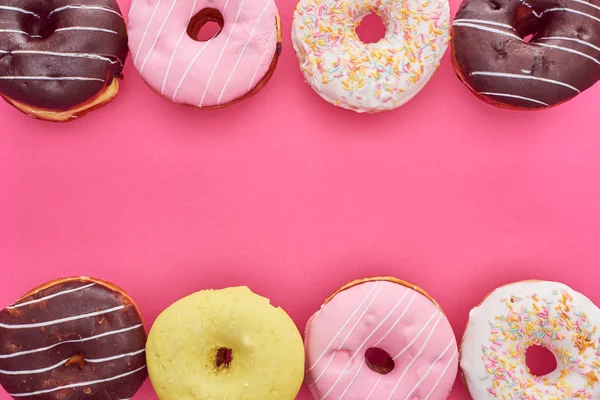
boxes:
[0,0,128,121]
[128,0,281,108]
[305,277,458,400]
[451,0,600,110]
[461,280,600,399]
[291,0,450,113]
[0,277,147,399]
[146,286,304,400]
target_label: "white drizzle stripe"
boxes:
[313,282,385,386]
[133,0,163,65]
[452,22,521,40]
[0,325,143,359]
[539,36,600,53]
[543,8,600,23]
[247,29,276,91]
[0,349,145,375]
[86,348,146,363]
[479,92,549,106]
[569,0,600,12]
[171,0,234,100]
[139,0,179,73]
[535,43,600,64]
[0,305,124,329]
[0,76,104,82]
[374,293,416,347]
[393,310,439,360]
[55,27,118,34]
[326,290,412,400]
[49,5,123,18]
[0,30,42,38]
[7,365,147,397]
[452,18,514,29]
[424,349,459,400]
[7,284,95,309]
[364,375,382,400]
[385,315,443,400]
[402,339,455,400]
[198,0,246,106]
[470,71,580,93]
[160,0,198,94]
[216,0,271,104]
[0,5,38,15]
[306,282,380,372]
[9,51,122,65]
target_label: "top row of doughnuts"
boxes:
[0,0,598,121]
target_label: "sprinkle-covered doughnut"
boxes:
[461,280,600,399]
[0,277,147,400]
[0,0,128,121]
[146,286,304,400]
[128,0,281,108]
[305,277,458,400]
[451,0,600,109]
[291,0,450,112]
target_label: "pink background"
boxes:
[1,0,600,397]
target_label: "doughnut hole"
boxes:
[215,347,233,369]
[26,13,58,39]
[187,8,224,42]
[365,347,394,374]
[355,13,386,44]
[525,345,557,376]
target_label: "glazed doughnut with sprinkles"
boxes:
[292,0,451,112]
[460,281,600,400]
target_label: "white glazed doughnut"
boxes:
[291,0,450,113]
[461,280,600,400]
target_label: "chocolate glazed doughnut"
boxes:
[451,0,600,109]
[0,277,147,399]
[0,0,128,121]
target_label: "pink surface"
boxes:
[0,0,599,396]
[305,280,458,400]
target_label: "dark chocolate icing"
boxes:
[0,0,128,110]
[452,0,600,108]
[0,278,147,400]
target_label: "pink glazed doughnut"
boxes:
[127,0,281,108]
[305,277,458,400]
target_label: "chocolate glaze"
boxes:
[0,0,128,110]
[452,0,600,109]
[0,278,147,400]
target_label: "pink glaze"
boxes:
[127,0,279,107]
[305,280,458,400]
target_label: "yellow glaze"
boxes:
[146,286,305,400]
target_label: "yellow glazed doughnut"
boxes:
[146,286,305,400]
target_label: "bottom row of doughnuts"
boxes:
[1,277,598,400]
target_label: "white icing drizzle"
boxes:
[247,29,276,91]
[216,0,271,104]
[569,0,600,11]
[0,325,143,359]
[160,0,198,94]
[197,0,246,107]
[452,18,515,29]
[0,5,38,16]
[6,50,122,66]
[55,27,119,34]
[470,71,581,93]
[306,282,380,372]
[0,29,42,38]
[538,36,600,53]
[0,305,124,329]
[138,0,179,74]
[7,365,147,397]
[423,348,459,400]
[452,22,521,40]
[535,42,600,64]
[48,5,124,18]
[542,7,600,23]
[133,0,164,65]
[0,349,145,375]
[479,92,549,106]
[7,284,95,309]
